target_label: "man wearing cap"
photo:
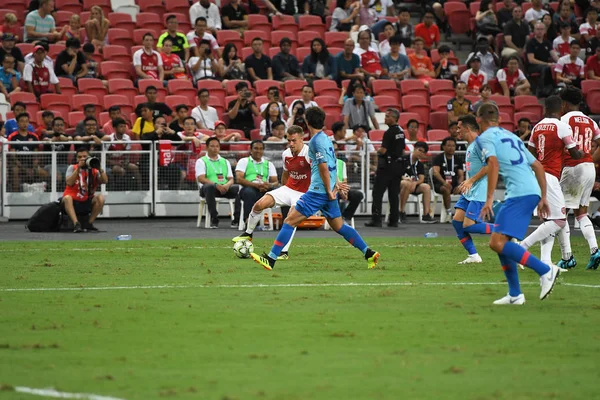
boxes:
[0,33,24,73]
[214,120,242,143]
[24,41,54,70]
[23,45,61,98]
[191,88,218,130]
[459,56,488,94]
[272,38,302,81]
[54,38,88,83]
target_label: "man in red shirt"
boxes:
[459,56,488,94]
[133,33,164,82]
[586,43,600,81]
[414,10,440,51]
[160,37,187,81]
[354,28,382,85]
[23,45,61,98]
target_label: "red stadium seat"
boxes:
[48,44,65,59]
[55,0,83,14]
[133,29,159,46]
[430,95,452,112]
[371,80,401,103]
[248,14,271,35]
[429,111,449,130]
[36,110,65,127]
[243,31,272,49]
[139,0,166,15]
[224,80,252,96]
[369,130,385,142]
[197,79,227,101]
[582,81,600,97]
[103,45,131,64]
[299,15,326,37]
[428,79,455,96]
[399,112,424,132]
[587,90,600,114]
[167,80,197,105]
[402,95,430,126]
[514,111,540,126]
[107,79,138,104]
[101,61,131,80]
[469,2,480,16]
[447,9,472,34]
[313,80,340,98]
[165,0,191,15]
[108,13,136,36]
[298,31,322,47]
[77,78,108,103]
[427,129,449,141]
[166,95,192,109]
[163,13,191,33]
[54,10,74,26]
[272,15,299,36]
[400,80,429,98]
[16,43,34,57]
[296,46,311,63]
[83,0,110,15]
[68,111,85,128]
[104,94,134,116]
[138,79,167,97]
[254,80,281,95]
[216,30,244,54]
[271,31,298,51]
[72,94,103,111]
[284,80,308,96]
[314,96,337,105]
[284,96,302,107]
[322,104,342,115]
[40,94,72,117]
[513,96,543,120]
[324,32,349,48]
[374,95,400,112]
[9,92,37,107]
[107,29,134,50]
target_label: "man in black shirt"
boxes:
[168,104,190,133]
[227,81,260,139]
[272,37,302,81]
[221,0,248,32]
[502,6,531,59]
[8,113,44,192]
[400,141,436,223]
[42,116,71,179]
[365,108,406,228]
[0,33,25,73]
[432,137,464,222]
[244,37,273,83]
[496,0,516,28]
[135,85,173,118]
[54,38,87,83]
[526,22,558,97]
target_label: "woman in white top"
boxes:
[260,101,288,138]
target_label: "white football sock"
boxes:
[578,215,599,254]
[557,223,572,260]
[245,210,262,235]
[520,221,562,249]
[282,228,296,252]
[540,234,556,264]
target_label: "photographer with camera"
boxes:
[287,100,310,139]
[61,147,108,233]
[188,39,220,84]
[227,81,260,139]
[259,86,289,117]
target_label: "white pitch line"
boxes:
[2,281,598,292]
[14,386,126,400]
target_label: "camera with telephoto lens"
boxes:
[204,47,211,55]
[84,156,100,169]
[296,106,305,116]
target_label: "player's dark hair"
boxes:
[389,35,402,46]
[448,121,458,129]
[166,14,177,23]
[82,43,95,53]
[398,6,409,14]
[441,137,457,148]
[252,37,263,44]
[456,81,467,88]
[302,84,313,92]
[305,107,326,130]
[84,116,97,124]
[206,137,220,147]
[75,147,89,156]
[279,37,292,46]
[407,119,419,128]
[569,41,580,48]
[545,95,563,116]
[414,141,428,153]
[112,117,127,128]
[142,32,154,40]
[560,86,583,107]
[16,112,29,122]
[477,103,500,121]
[331,121,345,132]
[458,114,479,132]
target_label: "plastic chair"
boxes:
[243,30,272,49]
[72,94,103,111]
[107,28,134,50]
[429,111,449,130]
[428,79,455,96]
[165,95,192,109]
[139,0,165,15]
[254,80,281,95]
[298,31,322,47]
[430,95,452,112]
[248,14,272,35]
[427,129,449,141]
[324,31,349,48]
[165,0,191,15]
[55,0,83,14]
[103,94,133,116]
[196,188,236,228]
[272,15,298,36]
[371,80,401,103]
[271,30,298,51]
[103,45,131,64]
[77,78,108,103]
[299,15,326,37]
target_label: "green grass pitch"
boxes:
[1,236,600,400]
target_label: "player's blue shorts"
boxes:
[295,191,342,219]
[455,195,470,211]
[455,196,485,223]
[493,194,540,240]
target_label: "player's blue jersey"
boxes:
[464,140,487,202]
[476,126,540,200]
[308,131,337,194]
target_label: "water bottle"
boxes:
[116,235,132,241]
[424,232,438,239]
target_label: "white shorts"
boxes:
[560,163,596,209]
[267,185,304,207]
[546,173,566,220]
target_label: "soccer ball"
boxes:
[233,240,254,259]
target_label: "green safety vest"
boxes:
[202,156,228,184]
[244,157,270,182]
[337,159,345,182]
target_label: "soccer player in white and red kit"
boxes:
[557,87,600,270]
[519,96,582,266]
[133,33,164,81]
[232,126,311,259]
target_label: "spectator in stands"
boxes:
[332,141,365,223]
[244,38,273,83]
[555,41,585,88]
[339,77,376,105]
[466,37,499,81]
[227,81,260,139]
[287,100,310,138]
[514,117,532,141]
[330,0,360,32]
[331,121,347,145]
[24,0,63,43]
[84,6,110,51]
[358,0,378,29]
[406,119,425,142]
[524,0,549,27]
[189,39,219,83]
[541,14,558,42]
[497,56,530,97]
[8,113,43,192]
[496,0,516,28]
[434,45,457,82]
[264,0,305,16]
[132,104,157,140]
[195,137,240,228]
[272,38,302,82]
[473,84,496,114]
[293,85,319,109]
[587,42,600,80]
[63,14,82,42]
[553,1,579,41]
[460,56,488,94]
[36,110,54,138]
[160,38,187,82]
[135,86,172,118]
[102,106,130,135]
[400,141,435,224]
[553,22,576,57]
[448,121,466,152]
[189,0,222,33]
[502,6,530,59]
[302,38,336,83]
[265,120,287,142]
[355,28,383,84]
[409,37,435,86]
[526,22,559,97]
[0,13,20,42]
[234,139,279,225]
[432,137,464,222]
[345,124,377,172]
[169,105,191,133]
[188,17,220,59]
[42,117,70,182]
[447,81,474,123]
[105,118,141,190]
[221,0,249,32]
[0,54,21,99]
[158,15,190,63]
[24,41,54,71]
[342,84,379,131]
[81,43,102,81]
[475,0,502,42]
[175,116,210,144]
[214,120,242,142]
[395,7,414,44]
[258,86,287,115]
[54,38,87,83]
[0,34,24,73]
[61,147,108,232]
[4,103,34,136]
[75,116,104,146]
[589,27,600,58]
[581,8,599,58]
[260,101,287,138]
[23,45,61,99]
[381,36,411,85]
[191,89,218,129]
[219,43,246,84]
[379,23,406,58]
[414,10,440,52]
[335,38,363,85]
[133,33,164,83]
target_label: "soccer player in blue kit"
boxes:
[452,114,495,264]
[251,107,380,271]
[476,103,561,305]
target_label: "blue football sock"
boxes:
[452,220,477,255]
[498,254,522,297]
[464,222,494,235]
[501,240,550,276]
[268,223,295,260]
[338,223,368,254]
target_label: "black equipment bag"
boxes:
[26,201,62,232]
